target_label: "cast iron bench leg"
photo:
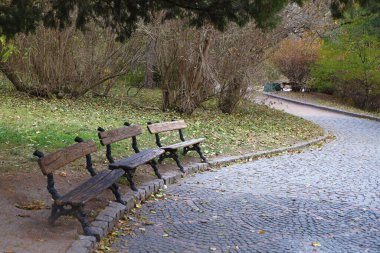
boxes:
[48,204,62,225]
[125,170,138,191]
[194,144,207,163]
[109,183,125,204]
[170,151,185,173]
[158,155,164,164]
[148,160,162,179]
[75,206,100,241]
[182,147,189,155]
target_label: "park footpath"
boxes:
[69,94,380,253]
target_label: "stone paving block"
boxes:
[184,165,198,174]
[141,184,153,198]
[153,179,164,191]
[109,201,127,215]
[137,189,146,201]
[197,163,208,169]
[96,212,115,224]
[66,246,89,253]
[88,226,105,239]
[175,172,183,181]
[122,192,138,210]
[102,206,119,219]
[66,232,97,252]
[157,179,165,188]
[68,235,96,251]
[162,172,178,185]
[91,220,109,234]
[207,160,219,166]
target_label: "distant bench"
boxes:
[33,137,124,241]
[98,122,164,191]
[147,120,207,172]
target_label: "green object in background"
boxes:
[264,83,282,92]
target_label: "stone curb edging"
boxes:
[263,92,380,122]
[207,128,330,167]
[66,129,331,253]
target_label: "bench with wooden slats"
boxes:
[33,137,124,241]
[147,120,207,172]
[98,122,164,191]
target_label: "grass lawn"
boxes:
[275,92,380,118]
[0,79,323,172]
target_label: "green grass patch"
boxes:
[0,79,323,172]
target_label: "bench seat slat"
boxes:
[161,138,205,150]
[148,120,187,134]
[109,149,164,170]
[57,169,124,205]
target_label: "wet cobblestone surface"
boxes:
[112,100,380,253]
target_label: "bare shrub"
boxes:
[271,38,321,91]
[153,20,217,114]
[151,19,275,114]
[2,24,147,98]
[213,23,274,113]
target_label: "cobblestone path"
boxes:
[112,98,380,253]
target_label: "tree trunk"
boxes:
[0,62,50,97]
[144,40,157,88]
[0,62,24,91]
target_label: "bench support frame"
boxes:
[98,123,162,191]
[158,150,185,172]
[148,120,207,172]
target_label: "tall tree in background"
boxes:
[1,0,304,40]
[1,0,374,40]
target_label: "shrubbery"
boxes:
[311,14,380,111]
[271,38,321,91]
[0,25,147,98]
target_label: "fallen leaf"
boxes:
[143,220,154,226]
[16,214,31,218]
[258,230,266,234]
[311,242,321,247]
[15,200,47,210]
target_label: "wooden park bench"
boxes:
[98,122,164,191]
[147,120,207,172]
[33,137,124,241]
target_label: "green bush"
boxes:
[311,14,380,110]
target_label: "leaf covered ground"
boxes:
[0,80,323,172]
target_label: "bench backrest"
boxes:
[37,140,97,175]
[147,120,187,134]
[98,124,142,145]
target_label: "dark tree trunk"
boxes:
[144,40,157,88]
[0,62,24,91]
[0,62,50,97]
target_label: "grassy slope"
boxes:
[276,92,380,118]
[0,81,323,172]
